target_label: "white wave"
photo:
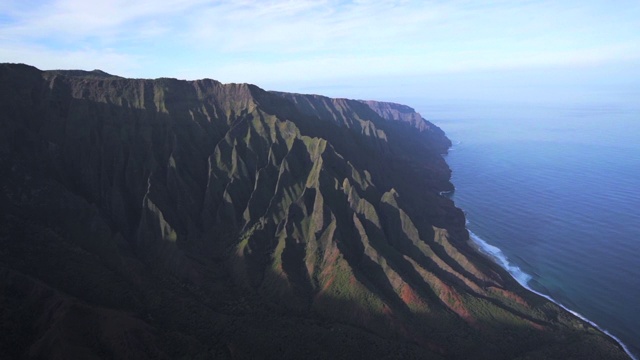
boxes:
[467,230,638,360]
[445,140,461,152]
[526,285,638,360]
[468,231,532,286]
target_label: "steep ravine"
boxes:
[0,63,629,359]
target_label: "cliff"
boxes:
[0,63,629,359]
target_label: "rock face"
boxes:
[359,100,435,132]
[0,63,629,359]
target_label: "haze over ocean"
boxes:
[429,101,640,359]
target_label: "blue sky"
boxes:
[2,0,639,106]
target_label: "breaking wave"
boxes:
[468,230,637,360]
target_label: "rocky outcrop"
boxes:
[360,100,434,131]
[0,63,629,359]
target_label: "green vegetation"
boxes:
[0,63,629,359]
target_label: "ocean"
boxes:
[427,102,640,359]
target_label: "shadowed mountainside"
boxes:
[0,63,629,359]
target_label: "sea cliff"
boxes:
[0,63,629,359]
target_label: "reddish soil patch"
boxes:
[527,320,546,331]
[490,286,529,308]
[321,274,335,292]
[438,280,477,326]
[400,284,420,307]
[349,273,358,286]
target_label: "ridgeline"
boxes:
[0,64,629,359]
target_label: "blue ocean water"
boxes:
[428,102,640,359]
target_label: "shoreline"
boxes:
[466,229,637,360]
[441,133,636,360]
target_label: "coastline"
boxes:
[439,126,637,359]
[465,230,637,360]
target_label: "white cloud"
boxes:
[1,0,639,85]
[183,0,447,54]
[2,0,209,42]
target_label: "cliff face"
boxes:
[0,63,628,359]
[359,100,435,132]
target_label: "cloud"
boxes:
[2,0,208,40]
[1,0,639,84]
[182,0,449,55]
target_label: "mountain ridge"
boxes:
[0,63,629,359]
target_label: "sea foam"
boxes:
[467,229,637,360]
[468,231,532,286]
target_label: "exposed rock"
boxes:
[0,63,629,359]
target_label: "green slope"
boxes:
[0,63,629,359]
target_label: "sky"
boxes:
[1,0,639,107]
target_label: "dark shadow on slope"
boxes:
[0,64,630,360]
